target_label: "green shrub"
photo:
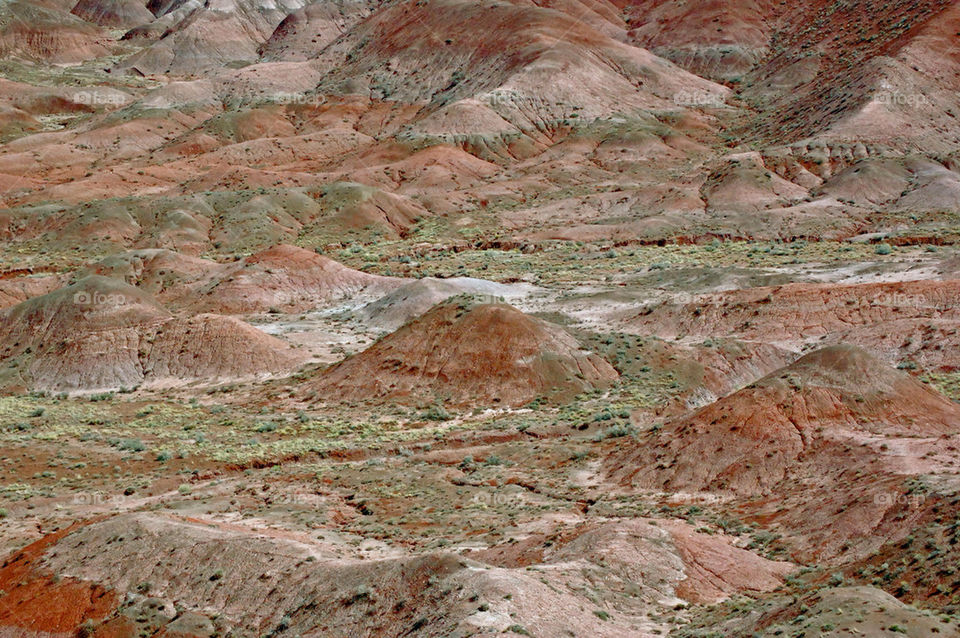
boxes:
[419,405,452,421]
[593,423,636,441]
[117,438,146,452]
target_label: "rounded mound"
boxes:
[0,275,171,353]
[358,277,533,332]
[607,345,960,496]
[0,276,303,392]
[182,244,402,314]
[310,298,619,408]
[0,1,111,63]
[71,0,155,28]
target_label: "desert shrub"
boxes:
[419,405,451,421]
[117,438,146,452]
[593,423,636,441]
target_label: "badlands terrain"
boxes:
[0,0,959,636]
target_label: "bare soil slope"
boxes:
[311,298,619,407]
[71,0,155,28]
[0,276,304,392]
[0,511,793,637]
[607,345,960,496]
[0,1,112,62]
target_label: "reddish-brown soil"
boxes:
[626,279,960,370]
[311,299,619,408]
[0,521,119,633]
[175,243,403,314]
[0,1,112,63]
[0,510,794,637]
[1,0,960,635]
[0,275,305,391]
[607,345,960,496]
[71,0,155,27]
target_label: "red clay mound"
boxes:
[121,0,310,74]
[471,517,792,605]
[310,298,619,408]
[625,0,960,150]
[827,317,960,372]
[304,0,727,136]
[0,1,111,63]
[657,519,793,603]
[624,0,775,82]
[197,105,297,144]
[741,0,960,149]
[138,313,304,382]
[607,345,960,496]
[627,279,960,348]
[0,276,303,392]
[8,511,658,637]
[0,510,792,637]
[71,0,155,28]
[173,244,402,314]
[80,249,218,299]
[0,273,67,309]
[309,181,431,240]
[0,275,172,357]
[260,0,376,61]
[702,151,808,214]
